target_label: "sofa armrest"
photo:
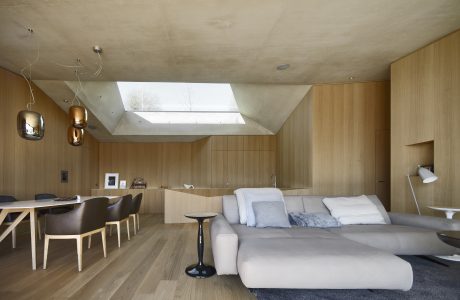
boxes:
[388,212,460,231]
[210,214,239,275]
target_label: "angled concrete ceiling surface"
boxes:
[0,0,459,84]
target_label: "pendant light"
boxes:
[67,126,85,146]
[17,28,45,140]
[69,105,88,128]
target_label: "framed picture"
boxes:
[104,173,119,189]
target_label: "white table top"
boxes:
[0,196,121,209]
[428,206,460,212]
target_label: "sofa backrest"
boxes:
[222,194,390,224]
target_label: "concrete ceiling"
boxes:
[0,0,459,84]
[34,80,311,141]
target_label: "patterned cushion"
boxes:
[289,212,341,228]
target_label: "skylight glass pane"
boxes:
[117,82,238,112]
[135,112,245,124]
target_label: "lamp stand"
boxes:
[407,175,421,215]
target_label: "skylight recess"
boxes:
[117,82,239,112]
[118,82,244,124]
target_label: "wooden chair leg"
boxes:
[88,235,92,249]
[37,218,42,240]
[132,215,137,235]
[101,228,107,258]
[109,224,112,237]
[12,227,16,249]
[43,235,49,269]
[76,236,83,272]
[116,222,121,248]
[126,219,130,241]
[137,214,140,231]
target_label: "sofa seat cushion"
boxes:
[327,225,460,255]
[237,237,413,290]
[231,224,335,240]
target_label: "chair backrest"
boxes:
[130,193,143,214]
[79,197,109,233]
[35,193,57,200]
[0,195,16,203]
[107,194,132,221]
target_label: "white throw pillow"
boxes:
[234,188,285,225]
[322,195,386,225]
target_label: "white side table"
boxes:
[427,206,460,219]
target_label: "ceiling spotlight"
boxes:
[93,45,103,54]
[63,99,69,103]
[276,64,290,71]
[349,76,354,80]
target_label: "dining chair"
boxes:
[129,193,142,235]
[43,197,109,272]
[106,194,131,247]
[0,195,41,247]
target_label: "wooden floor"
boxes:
[0,214,254,300]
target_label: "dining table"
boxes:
[0,195,121,270]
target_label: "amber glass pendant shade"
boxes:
[17,110,45,140]
[69,105,88,128]
[67,126,84,146]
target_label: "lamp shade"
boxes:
[418,166,438,183]
[69,105,88,128]
[67,126,84,146]
[17,110,45,140]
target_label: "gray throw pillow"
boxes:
[252,201,291,228]
[289,212,341,228]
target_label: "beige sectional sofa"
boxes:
[210,195,460,291]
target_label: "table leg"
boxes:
[29,208,37,270]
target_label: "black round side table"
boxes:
[185,212,218,278]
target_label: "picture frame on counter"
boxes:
[119,180,127,189]
[104,173,119,189]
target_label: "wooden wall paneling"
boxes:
[0,68,99,199]
[191,137,212,187]
[391,30,460,217]
[227,151,244,188]
[227,136,244,150]
[163,189,222,223]
[211,150,228,187]
[243,151,260,187]
[211,136,227,150]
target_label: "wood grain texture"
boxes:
[164,190,222,224]
[276,81,390,207]
[391,29,460,218]
[0,215,254,299]
[0,67,99,199]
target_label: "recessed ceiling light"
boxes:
[63,99,69,103]
[349,76,354,80]
[93,45,103,54]
[276,64,290,71]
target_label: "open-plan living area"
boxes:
[0,1,459,299]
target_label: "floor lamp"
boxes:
[407,165,438,215]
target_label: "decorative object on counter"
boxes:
[69,105,88,129]
[104,173,119,189]
[407,165,438,215]
[183,184,195,189]
[130,177,147,189]
[17,28,45,141]
[119,180,127,189]
[67,126,85,146]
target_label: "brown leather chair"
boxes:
[129,193,143,235]
[0,195,41,247]
[43,197,109,272]
[106,194,131,247]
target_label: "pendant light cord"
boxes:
[20,28,40,111]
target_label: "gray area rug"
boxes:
[250,256,460,300]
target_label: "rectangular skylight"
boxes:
[135,112,245,124]
[117,82,239,112]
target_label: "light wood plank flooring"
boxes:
[0,214,254,300]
